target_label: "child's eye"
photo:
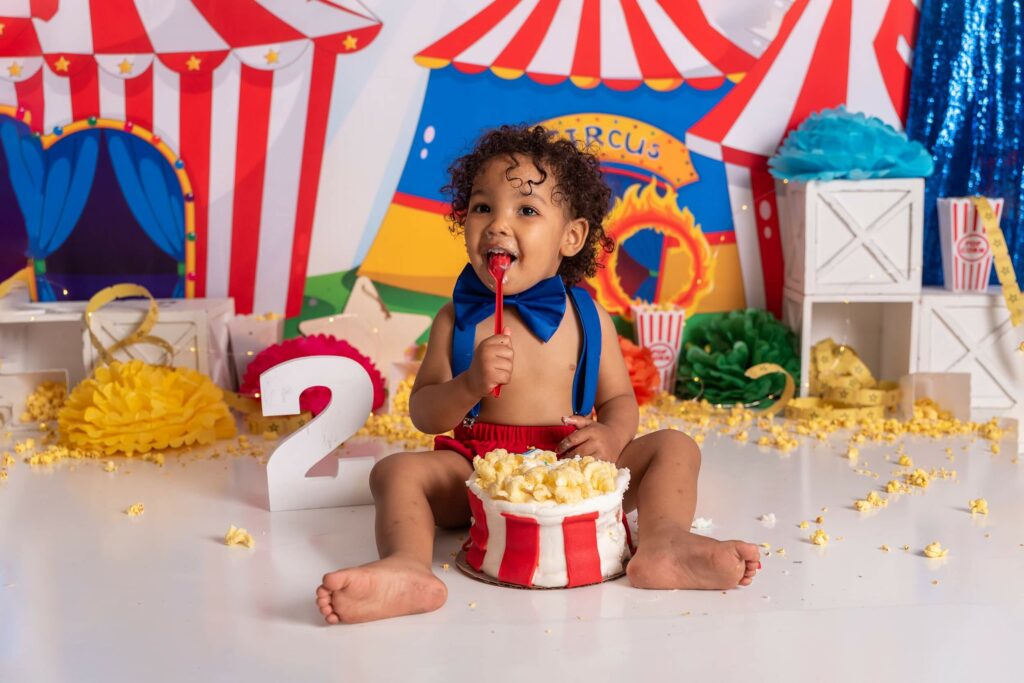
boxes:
[471,203,490,214]
[520,206,539,216]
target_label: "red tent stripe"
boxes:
[286,43,336,318]
[620,0,679,80]
[191,0,304,48]
[228,65,274,314]
[0,18,42,56]
[416,0,522,62]
[497,513,540,586]
[15,70,45,133]
[873,0,918,124]
[562,511,602,587]
[123,66,153,130]
[571,0,600,79]
[68,61,100,121]
[181,70,214,297]
[784,0,850,133]
[492,0,560,73]
[750,166,783,316]
[686,0,810,146]
[655,0,755,74]
[89,0,152,53]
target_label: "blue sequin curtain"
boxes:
[906,0,1024,285]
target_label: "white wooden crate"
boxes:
[918,287,1023,439]
[776,178,924,295]
[0,290,234,389]
[783,289,919,397]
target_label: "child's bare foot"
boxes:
[627,524,761,590]
[315,555,447,624]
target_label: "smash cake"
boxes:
[462,449,633,588]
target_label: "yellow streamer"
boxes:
[744,363,795,416]
[84,284,174,367]
[0,266,32,300]
[786,339,900,421]
[971,196,1023,327]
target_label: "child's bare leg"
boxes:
[618,429,760,590]
[315,449,472,624]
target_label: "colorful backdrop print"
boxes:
[0,0,382,316]
[357,0,761,317]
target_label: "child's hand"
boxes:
[557,415,625,463]
[466,326,514,397]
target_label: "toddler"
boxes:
[316,125,760,624]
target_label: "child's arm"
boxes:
[409,303,513,434]
[558,304,639,462]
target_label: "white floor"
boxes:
[2,425,1023,683]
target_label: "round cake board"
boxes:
[454,549,626,590]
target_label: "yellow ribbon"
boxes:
[786,338,900,421]
[0,266,32,299]
[85,284,175,367]
[971,196,1023,327]
[744,363,795,416]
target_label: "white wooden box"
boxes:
[0,291,234,389]
[776,178,924,295]
[918,287,1023,442]
[783,289,919,397]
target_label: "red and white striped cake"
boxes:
[463,461,633,589]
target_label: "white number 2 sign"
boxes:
[260,356,375,511]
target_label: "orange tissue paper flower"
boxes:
[619,336,660,405]
[58,360,236,456]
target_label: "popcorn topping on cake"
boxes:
[471,449,618,504]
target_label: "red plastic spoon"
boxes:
[487,252,512,397]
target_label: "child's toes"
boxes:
[325,612,340,624]
[316,585,331,600]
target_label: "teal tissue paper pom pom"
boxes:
[769,107,934,181]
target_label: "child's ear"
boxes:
[560,217,589,258]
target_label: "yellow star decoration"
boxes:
[186,54,202,71]
[54,56,70,72]
[264,48,279,65]
[7,61,22,78]
[342,34,358,50]
[118,58,133,74]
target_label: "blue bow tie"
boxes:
[452,264,566,342]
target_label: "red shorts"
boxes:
[434,421,577,462]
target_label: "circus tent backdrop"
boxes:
[0,0,381,316]
[357,0,919,319]
[686,0,919,313]
[358,0,765,318]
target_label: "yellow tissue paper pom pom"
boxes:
[58,361,236,456]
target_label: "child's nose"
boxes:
[485,217,512,237]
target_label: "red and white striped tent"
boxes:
[413,0,756,91]
[686,0,918,313]
[0,0,381,316]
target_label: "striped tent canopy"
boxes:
[414,0,757,91]
[0,0,382,316]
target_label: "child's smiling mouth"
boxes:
[485,246,519,265]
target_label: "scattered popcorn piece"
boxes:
[845,446,859,460]
[866,491,887,508]
[923,541,948,558]
[1,452,14,467]
[810,529,829,546]
[224,525,254,548]
[905,468,931,489]
[691,517,713,530]
[902,544,910,551]
[776,548,786,557]
[734,430,749,443]
[932,579,939,585]
[124,502,144,516]
[759,543,771,550]
[758,513,776,527]
[814,515,825,524]
[441,563,450,571]
[544,628,552,635]
[897,454,913,467]
[13,438,35,454]
[969,498,989,515]
[798,521,809,529]
[0,470,7,481]
[820,507,828,513]
[854,499,872,512]
[103,461,118,473]
[468,602,477,609]
[880,544,890,552]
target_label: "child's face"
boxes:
[463,154,588,294]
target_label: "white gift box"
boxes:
[782,289,919,397]
[0,289,234,389]
[918,286,1023,449]
[776,178,924,295]
[937,197,1003,291]
[227,314,285,385]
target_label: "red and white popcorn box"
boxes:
[463,470,633,588]
[631,304,687,393]
[938,197,1004,292]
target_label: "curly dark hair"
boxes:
[442,124,614,286]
